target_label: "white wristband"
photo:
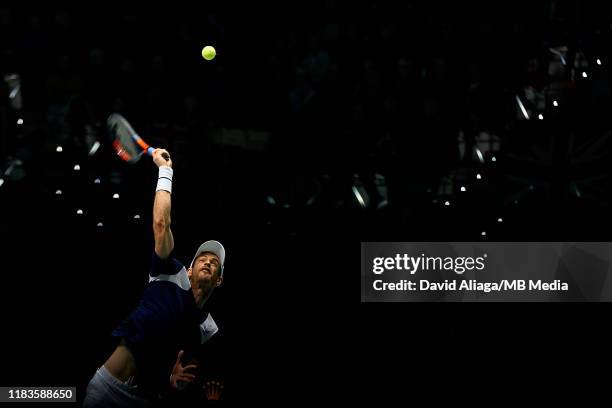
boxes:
[156,166,173,193]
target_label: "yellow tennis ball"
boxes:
[202,46,216,61]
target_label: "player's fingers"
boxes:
[176,350,184,363]
[179,374,196,382]
[153,148,170,159]
[183,364,198,373]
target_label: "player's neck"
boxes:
[192,288,211,309]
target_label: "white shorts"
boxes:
[82,365,158,408]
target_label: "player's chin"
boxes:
[197,279,213,290]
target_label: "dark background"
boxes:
[1,1,612,404]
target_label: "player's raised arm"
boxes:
[152,148,175,259]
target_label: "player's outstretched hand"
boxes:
[170,350,198,390]
[153,148,172,168]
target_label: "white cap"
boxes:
[190,240,225,276]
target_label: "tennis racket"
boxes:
[107,113,169,163]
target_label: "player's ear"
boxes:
[187,267,193,279]
[216,275,223,287]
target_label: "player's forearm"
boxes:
[153,190,172,227]
[153,190,175,257]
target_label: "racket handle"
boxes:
[133,135,165,159]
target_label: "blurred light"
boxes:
[538,114,544,120]
[432,199,438,204]
[514,200,519,204]
[515,95,530,120]
[97,222,103,227]
[572,183,582,198]
[549,48,566,65]
[73,164,80,171]
[351,175,370,208]
[4,160,20,176]
[597,59,602,65]
[9,86,19,99]
[266,196,276,205]
[444,201,450,206]
[582,72,588,78]
[113,193,120,199]
[352,185,367,208]
[475,148,484,164]
[553,100,559,107]
[476,173,482,180]
[76,209,84,215]
[134,214,141,219]
[374,173,388,205]
[306,195,317,206]
[460,186,466,192]
[16,118,23,125]
[0,178,4,188]
[529,185,534,191]
[55,189,62,195]
[94,178,101,184]
[497,218,503,223]
[56,146,63,153]
[88,141,101,156]
[481,231,487,237]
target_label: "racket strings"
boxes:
[112,140,134,162]
[108,114,155,163]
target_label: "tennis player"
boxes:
[83,148,225,407]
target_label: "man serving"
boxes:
[83,148,225,407]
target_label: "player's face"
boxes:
[192,252,222,286]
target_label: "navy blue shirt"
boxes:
[112,252,219,392]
